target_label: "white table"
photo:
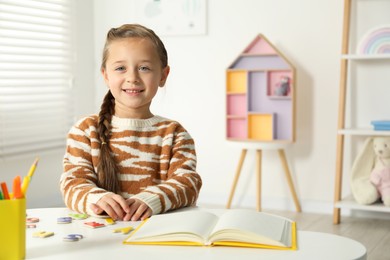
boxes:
[26,208,367,260]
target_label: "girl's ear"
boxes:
[159,66,170,87]
[101,68,109,85]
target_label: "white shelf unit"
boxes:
[335,195,390,213]
[338,129,390,136]
[341,54,390,60]
[333,0,390,224]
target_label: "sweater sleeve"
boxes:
[60,118,112,216]
[132,129,202,214]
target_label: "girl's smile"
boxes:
[122,88,145,95]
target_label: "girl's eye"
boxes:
[115,66,125,71]
[139,66,150,72]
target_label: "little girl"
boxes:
[60,24,202,221]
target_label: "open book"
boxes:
[123,209,297,250]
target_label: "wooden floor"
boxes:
[265,209,390,260]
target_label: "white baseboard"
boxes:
[197,193,390,220]
[197,194,332,213]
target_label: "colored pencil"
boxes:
[21,176,30,196]
[27,158,39,178]
[13,176,23,199]
[0,182,10,200]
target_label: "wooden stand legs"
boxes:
[278,149,302,212]
[226,148,301,212]
[226,149,247,209]
[256,150,262,211]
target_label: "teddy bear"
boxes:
[350,136,390,206]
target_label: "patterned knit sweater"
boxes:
[60,115,202,216]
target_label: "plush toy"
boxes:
[370,137,390,206]
[350,136,390,206]
[274,76,290,96]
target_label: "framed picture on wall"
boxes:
[134,0,207,36]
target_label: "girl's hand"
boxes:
[123,198,152,221]
[90,193,130,220]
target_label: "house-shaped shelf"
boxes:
[226,34,296,142]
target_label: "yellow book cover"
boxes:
[123,209,297,250]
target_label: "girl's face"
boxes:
[102,37,169,119]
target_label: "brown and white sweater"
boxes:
[60,115,202,216]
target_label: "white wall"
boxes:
[93,0,344,213]
[1,0,350,214]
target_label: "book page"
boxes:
[208,209,292,247]
[125,210,219,243]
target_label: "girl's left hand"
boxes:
[123,198,152,221]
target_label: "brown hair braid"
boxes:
[97,90,120,193]
[97,24,168,193]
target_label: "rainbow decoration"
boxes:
[356,25,390,54]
